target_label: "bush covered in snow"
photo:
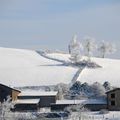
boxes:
[66,81,111,99]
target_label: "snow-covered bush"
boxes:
[66,81,108,99]
[98,41,116,58]
[103,81,113,91]
[99,109,109,114]
[54,83,69,99]
[0,96,14,120]
[57,87,64,100]
[91,82,106,98]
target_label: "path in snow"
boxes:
[70,66,85,85]
[36,51,65,63]
[36,51,85,86]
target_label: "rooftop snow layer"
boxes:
[55,99,106,105]
[19,91,58,96]
[15,99,40,104]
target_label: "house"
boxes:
[106,88,120,110]
[12,91,58,111]
[18,91,58,107]
[51,99,107,111]
[0,83,21,102]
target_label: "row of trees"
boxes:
[68,35,116,64]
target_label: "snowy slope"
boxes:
[47,53,71,62]
[0,47,120,88]
[0,47,78,87]
[77,57,120,87]
[47,53,120,87]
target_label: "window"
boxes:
[111,101,115,106]
[111,93,115,98]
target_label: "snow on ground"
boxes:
[0,47,120,88]
[46,53,120,87]
[47,53,71,62]
[79,111,120,120]
[55,99,106,105]
[77,57,120,87]
[0,47,78,87]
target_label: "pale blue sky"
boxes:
[0,0,120,58]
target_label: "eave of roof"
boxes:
[106,88,120,94]
[0,83,21,93]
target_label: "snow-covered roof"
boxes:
[55,99,107,105]
[15,99,40,104]
[19,91,58,96]
[106,88,120,94]
[0,83,21,92]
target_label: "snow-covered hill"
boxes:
[46,53,120,87]
[77,57,120,87]
[0,47,120,88]
[0,47,78,87]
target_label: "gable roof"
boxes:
[0,83,21,93]
[106,88,120,94]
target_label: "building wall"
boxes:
[14,104,39,112]
[84,104,107,111]
[18,95,56,107]
[107,90,120,110]
[51,104,107,111]
[51,104,72,111]
[40,96,56,107]
[0,85,12,102]
[12,90,20,101]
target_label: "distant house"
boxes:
[18,91,58,108]
[14,99,40,112]
[106,88,120,110]
[51,99,107,111]
[0,83,21,102]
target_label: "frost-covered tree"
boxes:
[0,96,14,120]
[69,35,83,64]
[98,41,116,58]
[91,82,106,98]
[57,88,64,100]
[65,104,89,120]
[84,36,96,61]
[103,81,112,91]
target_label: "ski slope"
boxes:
[0,47,78,87]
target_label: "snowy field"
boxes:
[0,47,78,87]
[47,53,120,87]
[0,47,120,88]
[77,57,120,87]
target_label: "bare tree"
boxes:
[98,41,116,58]
[84,36,96,61]
[69,35,83,64]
